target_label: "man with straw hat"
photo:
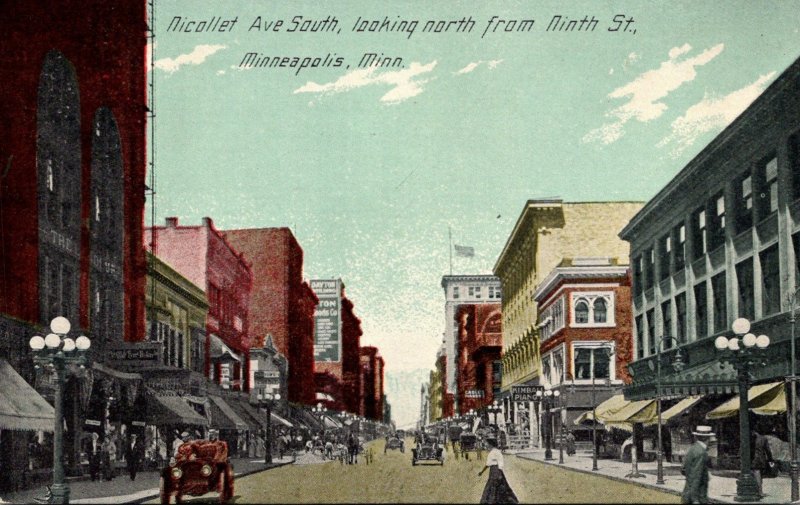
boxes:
[681,425,715,504]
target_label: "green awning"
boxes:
[0,359,54,432]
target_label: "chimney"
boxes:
[165,217,179,228]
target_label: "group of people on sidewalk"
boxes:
[85,432,144,482]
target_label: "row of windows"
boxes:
[633,132,800,293]
[452,285,503,300]
[539,296,566,341]
[541,342,614,384]
[635,241,784,359]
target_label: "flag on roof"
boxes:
[454,244,475,257]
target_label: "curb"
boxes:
[513,453,725,504]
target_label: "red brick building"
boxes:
[222,228,318,405]
[532,257,634,442]
[359,346,385,421]
[146,217,252,391]
[455,304,503,415]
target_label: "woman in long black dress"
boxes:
[478,438,518,504]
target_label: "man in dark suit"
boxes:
[681,425,714,504]
[125,434,143,481]
[85,432,101,481]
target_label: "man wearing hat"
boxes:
[681,425,714,504]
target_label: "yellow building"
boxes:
[494,199,643,392]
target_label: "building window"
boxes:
[736,258,755,321]
[711,272,727,334]
[676,293,687,344]
[647,309,656,356]
[735,172,754,233]
[674,223,686,271]
[791,132,800,201]
[694,281,708,339]
[761,245,780,316]
[571,293,614,326]
[659,233,671,280]
[573,343,613,381]
[453,286,459,299]
[692,207,707,259]
[636,315,644,359]
[644,248,655,290]
[661,300,672,348]
[708,193,725,251]
[468,286,482,298]
[593,298,607,323]
[757,157,778,219]
[633,255,643,294]
[540,296,566,341]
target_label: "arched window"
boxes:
[593,298,607,323]
[575,300,589,323]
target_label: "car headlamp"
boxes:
[171,467,183,479]
[201,464,213,477]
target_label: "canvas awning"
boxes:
[209,395,248,431]
[271,412,293,428]
[323,415,342,429]
[227,397,266,431]
[146,392,209,427]
[0,359,55,432]
[659,396,705,424]
[601,399,656,431]
[706,382,785,420]
[573,394,629,425]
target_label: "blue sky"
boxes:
[149,1,800,392]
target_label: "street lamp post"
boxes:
[258,392,281,464]
[655,336,685,485]
[591,346,615,472]
[29,316,91,505]
[788,288,800,502]
[535,390,559,461]
[714,318,770,503]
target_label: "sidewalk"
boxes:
[0,455,295,504]
[513,448,791,504]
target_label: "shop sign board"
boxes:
[311,279,341,362]
[510,385,544,402]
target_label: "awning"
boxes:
[146,392,209,427]
[706,382,785,420]
[271,412,293,428]
[92,362,142,381]
[0,359,55,432]
[573,394,629,425]
[227,397,266,431]
[323,415,342,429]
[316,392,335,402]
[209,395,248,431]
[601,399,656,430]
[659,396,705,424]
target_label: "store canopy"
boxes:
[659,396,705,424]
[146,392,209,427]
[601,399,656,430]
[271,412,293,428]
[209,395,248,431]
[573,394,629,425]
[228,397,267,431]
[323,415,342,429]
[0,359,55,432]
[706,382,784,420]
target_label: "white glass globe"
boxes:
[727,338,740,351]
[50,316,71,335]
[44,333,61,349]
[714,336,729,350]
[742,333,757,348]
[29,335,45,350]
[553,390,561,397]
[75,335,91,351]
[62,338,75,352]
[275,393,281,400]
[756,334,770,349]
[731,318,751,336]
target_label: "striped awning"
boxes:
[209,395,248,431]
[706,382,784,420]
[146,392,209,427]
[658,396,705,424]
[0,359,54,432]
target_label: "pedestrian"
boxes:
[101,435,116,481]
[347,432,359,464]
[125,434,142,481]
[478,438,518,504]
[85,432,101,481]
[681,425,714,504]
[751,429,775,497]
[565,430,576,456]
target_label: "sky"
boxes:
[149,0,800,423]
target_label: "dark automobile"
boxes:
[385,435,405,453]
[457,433,484,461]
[160,440,234,504]
[412,433,444,466]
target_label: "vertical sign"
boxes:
[311,279,341,362]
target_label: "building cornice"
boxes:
[493,199,563,275]
[533,266,629,303]
[441,274,500,288]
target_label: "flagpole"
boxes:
[448,226,453,275]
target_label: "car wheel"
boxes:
[412,459,417,466]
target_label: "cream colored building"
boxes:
[493,199,642,443]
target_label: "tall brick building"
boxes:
[360,346,385,421]
[222,228,318,405]
[146,217,252,391]
[455,303,503,415]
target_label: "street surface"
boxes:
[145,439,679,503]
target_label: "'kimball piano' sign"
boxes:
[510,385,544,402]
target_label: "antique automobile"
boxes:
[411,433,444,466]
[457,432,484,461]
[385,434,405,453]
[160,439,234,504]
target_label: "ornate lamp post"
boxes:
[714,318,770,503]
[487,400,502,426]
[258,391,281,464]
[534,389,559,460]
[29,316,91,505]
[788,288,800,502]
[655,336,685,485]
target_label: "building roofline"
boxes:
[493,199,563,274]
[440,274,500,288]
[533,265,629,303]
[620,56,800,240]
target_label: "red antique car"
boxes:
[160,440,234,504]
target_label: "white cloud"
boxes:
[583,43,724,144]
[657,71,776,157]
[216,70,226,76]
[155,44,226,73]
[454,59,503,75]
[294,61,437,104]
